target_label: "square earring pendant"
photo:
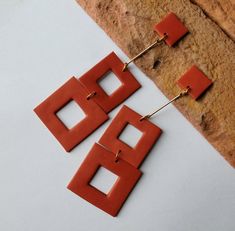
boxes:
[34,77,109,152]
[67,143,142,217]
[78,52,141,113]
[34,52,141,151]
[154,12,188,46]
[99,105,162,168]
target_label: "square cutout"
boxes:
[99,105,162,168]
[89,166,118,194]
[154,12,188,46]
[98,71,122,95]
[177,65,213,100]
[118,124,142,148]
[67,143,142,217]
[78,52,141,113]
[56,100,85,129]
[34,77,109,152]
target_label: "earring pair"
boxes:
[33,11,213,217]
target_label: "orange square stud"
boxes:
[154,12,188,46]
[99,105,162,168]
[34,77,108,152]
[177,65,213,100]
[67,143,142,217]
[78,52,141,113]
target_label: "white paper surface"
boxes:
[0,1,234,230]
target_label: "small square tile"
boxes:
[177,65,213,100]
[154,12,188,46]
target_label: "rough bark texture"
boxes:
[75,0,235,167]
[193,0,235,41]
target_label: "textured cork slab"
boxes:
[192,0,235,41]
[75,0,235,167]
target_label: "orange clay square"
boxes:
[99,105,162,168]
[34,77,108,152]
[79,52,141,113]
[177,65,213,100]
[67,143,142,217]
[154,12,188,46]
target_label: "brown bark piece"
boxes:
[76,0,235,167]
[192,0,235,41]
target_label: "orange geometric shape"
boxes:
[79,52,141,113]
[99,105,162,168]
[67,143,142,217]
[177,65,213,100]
[34,77,108,152]
[154,12,188,46]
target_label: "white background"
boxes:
[0,1,235,230]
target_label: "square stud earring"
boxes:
[34,52,141,151]
[123,12,188,71]
[177,65,213,100]
[140,65,213,121]
[154,12,188,47]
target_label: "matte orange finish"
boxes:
[79,52,141,113]
[34,77,108,152]
[34,52,142,151]
[154,12,188,46]
[177,65,213,100]
[99,105,162,168]
[67,143,142,217]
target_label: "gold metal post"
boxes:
[122,34,167,72]
[140,87,190,121]
[86,91,96,100]
[115,150,121,162]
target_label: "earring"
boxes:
[34,52,141,152]
[122,12,189,71]
[67,105,162,217]
[67,65,212,216]
[140,65,213,121]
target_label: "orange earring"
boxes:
[34,52,141,152]
[68,105,162,216]
[140,65,213,121]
